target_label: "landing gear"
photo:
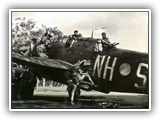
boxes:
[20,81,36,100]
[12,68,37,100]
[12,78,37,100]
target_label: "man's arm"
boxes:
[79,60,86,65]
[102,39,111,46]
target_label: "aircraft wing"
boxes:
[12,52,92,90]
[12,52,74,70]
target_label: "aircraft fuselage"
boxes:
[46,41,148,94]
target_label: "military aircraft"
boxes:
[12,37,149,100]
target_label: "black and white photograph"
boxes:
[9,9,150,111]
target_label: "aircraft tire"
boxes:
[12,80,19,100]
[20,82,35,100]
[12,77,37,100]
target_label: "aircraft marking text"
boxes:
[134,63,148,89]
[93,55,117,81]
[93,55,148,90]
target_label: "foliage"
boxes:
[12,17,66,87]
[12,17,64,45]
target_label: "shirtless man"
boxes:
[67,60,95,105]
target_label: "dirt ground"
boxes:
[11,87,149,109]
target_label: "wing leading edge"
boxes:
[12,52,74,70]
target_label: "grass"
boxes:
[34,86,68,92]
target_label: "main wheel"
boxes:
[20,81,35,100]
[12,76,37,100]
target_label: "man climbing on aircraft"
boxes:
[67,59,95,105]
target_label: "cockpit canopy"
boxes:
[64,37,103,52]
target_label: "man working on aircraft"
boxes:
[71,30,82,40]
[67,59,95,105]
[101,32,112,51]
[18,38,38,57]
[30,32,49,58]
[65,30,82,48]
[29,38,39,56]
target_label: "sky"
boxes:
[12,11,148,53]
